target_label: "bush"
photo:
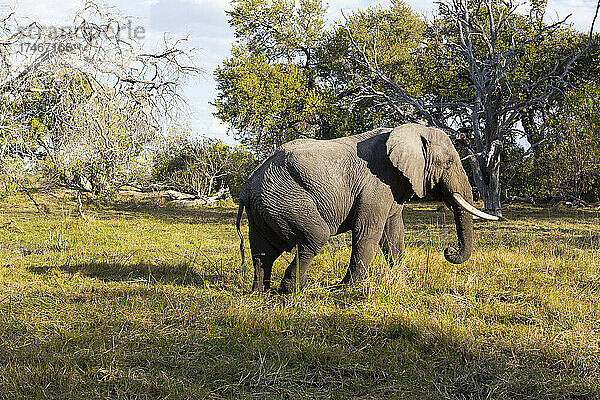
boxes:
[151,126,257,200]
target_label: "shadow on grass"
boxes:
[1,290,597,399]
[101,200,238,225]
[28,260,240,287]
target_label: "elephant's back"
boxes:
[240,129,393,242]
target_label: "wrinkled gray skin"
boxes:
[236,123,474,293]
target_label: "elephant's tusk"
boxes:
[452,193,500,221]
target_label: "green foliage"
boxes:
[214,0,432,156]
[45,73,155,198]
[227,0,326,61]
[0,157,31,196]
[320,0,429,127]
[226,146,258,199]
[214,0,329,156]
[0,71,87,192]
[524,85,600,202]
[504,83,600,203]
[339,1,428,99]
[214,49,328,155]
[215,0,600,208]
[1,68,157,199]
[570,33,600,86]
[1,4,197,199]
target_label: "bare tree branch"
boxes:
[0,1,200,197]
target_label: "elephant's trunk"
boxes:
[443,204,473,264]
[442,171,474,264]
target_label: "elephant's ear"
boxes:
[387,124,448,198]
[386,124,427,198]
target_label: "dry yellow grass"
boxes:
[0,192,599,399]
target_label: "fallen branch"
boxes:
[18,184,46,215]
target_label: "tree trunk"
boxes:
[462,96,504,218]
[207,176,214,197]
[479,178,502,218]
[465,148,503,218]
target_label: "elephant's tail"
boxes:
[236,200,245,266]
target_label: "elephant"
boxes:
[235,123,498,293]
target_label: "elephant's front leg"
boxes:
[341,215,387,286]
[380,208,405,268]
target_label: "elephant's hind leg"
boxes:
[279,245,319,293]
[252,252,280,292]
[279,219,330,294]
[248,221,282,293]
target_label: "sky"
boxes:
[4,0,600,145]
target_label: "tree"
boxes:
[341,0,600,216]
[0,1,198,197]
[215,0,600,214]
[214,0,337,157]
[225,146,257,199]
[214,0,428,157]
[215,49,326,156]
[508,84,600,203]
[37,70,159,197]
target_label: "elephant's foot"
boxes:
[252,282,265,293]
[252,283,281,296]
[331,273,366,291]
[279,278,305,294]
[340,266,367,287]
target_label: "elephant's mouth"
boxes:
[429,185,444,201]
[436,186,498,221]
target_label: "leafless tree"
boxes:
[343,0,600,216]
[0,0,199,196]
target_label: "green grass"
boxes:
[1,192,599,399]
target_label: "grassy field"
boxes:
[0,191,599,399]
